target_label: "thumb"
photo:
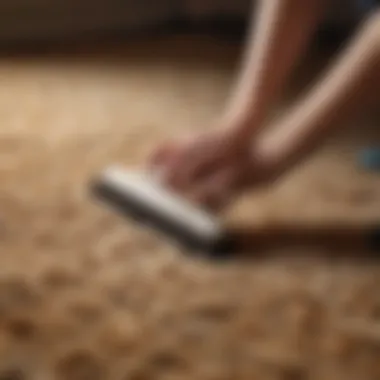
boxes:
[191,167,237,213]
[148,140,176,169]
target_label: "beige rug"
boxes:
[0,35,379,380]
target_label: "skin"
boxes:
[149,1,380,212]
[260,10,380,174]
[222,0,326,139]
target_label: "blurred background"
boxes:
[0,2,378,380]
[0,0,365,46]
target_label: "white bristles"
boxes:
[99,166,222,244]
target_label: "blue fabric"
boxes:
[358,148,380,171]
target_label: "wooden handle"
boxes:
[224,222,380,258]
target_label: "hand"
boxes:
[148,127,280,212]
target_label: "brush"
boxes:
[90,165,237,259]
[90,165,380,260]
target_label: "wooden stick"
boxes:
[224,223,380,258]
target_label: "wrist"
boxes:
[256,136,294,181]
[218,114,260,146]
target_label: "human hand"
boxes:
[148,127,281,212]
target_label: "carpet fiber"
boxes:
[0,35,379,380]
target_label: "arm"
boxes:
[260,11,380,176]
[222,0,326,141]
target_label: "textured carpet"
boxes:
[0,35,379,380]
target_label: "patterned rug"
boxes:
[0,36,379,380]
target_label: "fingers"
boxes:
[148,140,176,169]
[146,133,255,213]
[189,167,238,213]
[148,141,190,187]
[165,155,217,191]
[148,135,195,182]
[153,139,206,190]
[162,138,236,191]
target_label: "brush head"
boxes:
[90,166,237,258]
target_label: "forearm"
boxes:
[262,12,380,174]
[222,0,325,139]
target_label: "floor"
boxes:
[0,34,379,380]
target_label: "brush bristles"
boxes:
[91,166,231,254]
